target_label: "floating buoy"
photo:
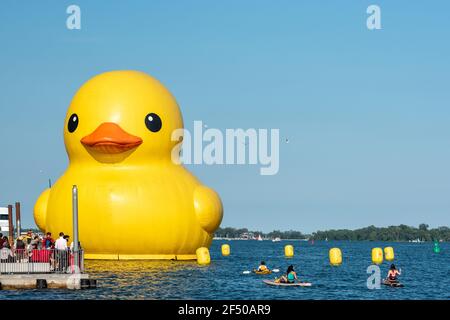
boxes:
[384,247,395,261]
[196,247,211,265]
[372,248,383,265]
[33,71,224,261]
[284,245,294,257]
[329,248,342,266]
[433,241,441,253]
[221,244,230,256]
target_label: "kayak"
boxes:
[253,269,272,275]
[263,280,312,287]
[383,279,404,287]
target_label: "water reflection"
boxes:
[86,260,205,299]
[87,259,198,273]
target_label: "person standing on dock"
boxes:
[55,232,68,272]
[15,236,27,262]
[42,232,54,249]
[63,235,70,249]
[2,236,11,249]
[0,242,14,262]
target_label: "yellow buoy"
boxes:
[372,247,383,265]
[221,244,230,256]
[196,247,211,265]
[384,247,394,261]
[329,248,342,266]
[284,245,294,258]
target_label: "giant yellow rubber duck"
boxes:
[34,70,223,260]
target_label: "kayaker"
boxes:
[280,265,298,283]
[386,264,401,283]
[257,261,269,272]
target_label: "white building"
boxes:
[0,207,9,233]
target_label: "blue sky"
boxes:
[0,1,449,233]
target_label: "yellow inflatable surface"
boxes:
[34,70,223,260]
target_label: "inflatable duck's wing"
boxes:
[34,188,50,231]
[194,186,223,234]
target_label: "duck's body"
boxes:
[34,70,223,260]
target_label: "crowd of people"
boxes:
[0,230,82,273]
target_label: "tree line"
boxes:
[214,227,307,240]
[215,224,450,241]
[311,224,449,241]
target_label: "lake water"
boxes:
[1,241,448,300]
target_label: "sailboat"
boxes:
[257,234,263,241]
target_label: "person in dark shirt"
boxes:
[42,232,54,249]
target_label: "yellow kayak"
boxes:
[253,269,272,275]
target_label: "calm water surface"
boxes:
[1,241,448,300]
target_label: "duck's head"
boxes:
[64,70,183,165]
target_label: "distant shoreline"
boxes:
[213,238,447,243]
[22,224,450,242]
[215,224,450,242]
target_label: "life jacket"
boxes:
[287,271,296,282]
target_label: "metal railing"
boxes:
[0,249,84,274]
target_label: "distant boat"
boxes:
[272,237,281,242]
[239,232,251,240]
[257,235,263,241]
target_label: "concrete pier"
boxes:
[0,274,95,290]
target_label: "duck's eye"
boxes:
[145,113,162,132]
[68,114,79,133]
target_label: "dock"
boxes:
[0,273,96,290]
[0,247,97,290]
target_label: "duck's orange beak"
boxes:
[81,122,143,154]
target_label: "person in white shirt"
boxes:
[0,242,13,262]
[54,233,67,250]
[54,232,68,272]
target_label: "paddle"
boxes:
[243,268,280,274]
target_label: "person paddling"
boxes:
[257,261,270,272]
[279,265,298,283]
[386,264,401,283]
